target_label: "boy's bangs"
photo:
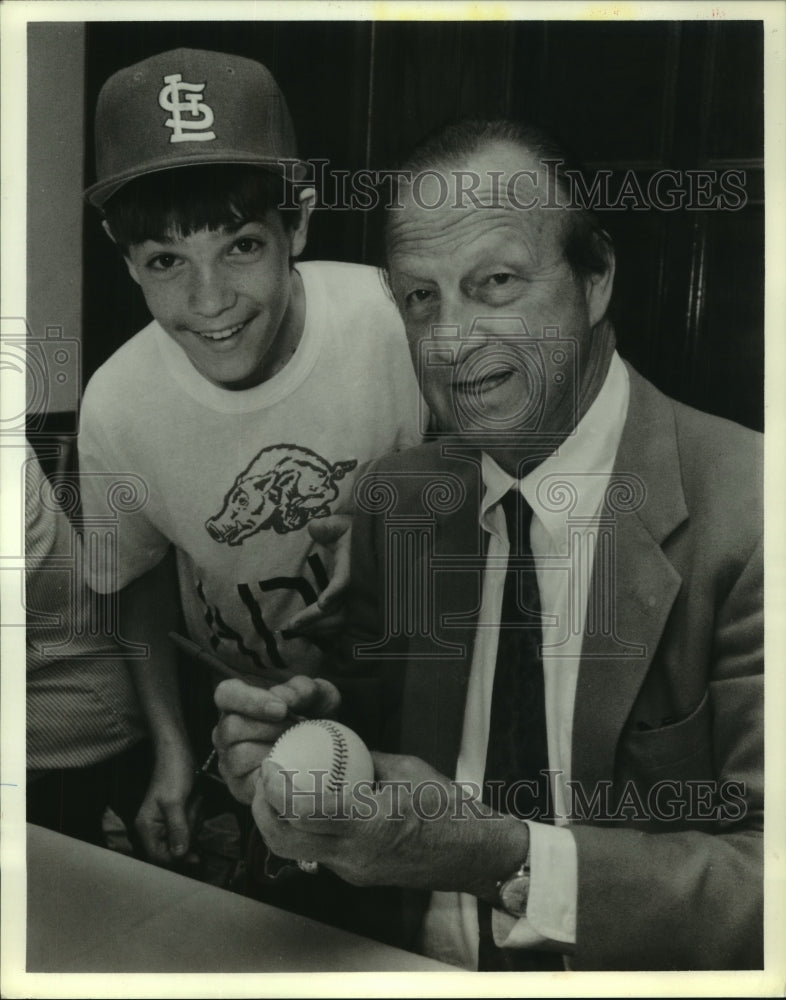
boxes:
[102,165,296,248]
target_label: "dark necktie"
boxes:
[477,487,562,971]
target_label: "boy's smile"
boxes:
[195,321,247,342]
[124,207,309,390]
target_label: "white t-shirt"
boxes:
[78,261,423,678]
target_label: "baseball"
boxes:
[268,719,375,801]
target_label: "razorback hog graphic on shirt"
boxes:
[206,444,357,546]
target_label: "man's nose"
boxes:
[188,265,237,317]
[439,296,531,354]
[426,296,494,365]
[433,293,481,341]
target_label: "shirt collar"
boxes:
[481,351,630,547]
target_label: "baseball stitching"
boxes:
[314,719,348,792]
[273,719,350,793]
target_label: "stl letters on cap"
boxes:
[159,73,217,144]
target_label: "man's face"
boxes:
[124,206,309,390]
[386,142,614,472]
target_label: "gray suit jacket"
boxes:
[339,365,763,970]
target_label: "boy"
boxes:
[77,48,422,866]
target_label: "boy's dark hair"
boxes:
[387,118,612,281]
[102,164,301,252]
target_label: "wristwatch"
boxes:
[496,856,531,918]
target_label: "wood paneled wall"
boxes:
[80,19,763,430]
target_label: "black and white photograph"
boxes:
[1,1,784,996]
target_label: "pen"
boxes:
[168,631,307,723]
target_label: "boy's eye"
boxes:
[230,236,263,255]
[147,253,179,271]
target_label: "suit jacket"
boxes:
[338,365,763,970]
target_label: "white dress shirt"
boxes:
[419,351,630,969]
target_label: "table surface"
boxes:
[26,823,453,973]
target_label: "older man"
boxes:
[213,121,763,971]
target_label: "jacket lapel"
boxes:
[572,366,688,789]
[397,450,485,777]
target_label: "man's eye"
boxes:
[405,288,433,307]
[481,272,523,302]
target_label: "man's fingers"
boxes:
[214,675,338,719]
[259,758,349,832]
[214,678,291,719]
[372,750,449,785]
[253,765,346,861]
[214,736,266,775]
[252,792,311,862]
[212,713,287,751]
[219,762,262,806]
[212,677,342,806]
[268,675,341,717]
[214,676,342,736]
[312,677,342,716]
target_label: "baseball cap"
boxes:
[85,48,306,208]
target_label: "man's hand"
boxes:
[212,675,342,805]
[280,514,352,639]
[253,750,530,902]
[135,741,198,865]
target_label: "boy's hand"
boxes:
[135,741,199,865]
[212,675,341,805]
[281,514,352,639]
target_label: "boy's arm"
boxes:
[119,551,197,864]
[77,382,197,861]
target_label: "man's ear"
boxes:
[288,186,316,260]
[584,231,615,328]
[102,219,140,286]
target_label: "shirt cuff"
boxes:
[493,821,577,949]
